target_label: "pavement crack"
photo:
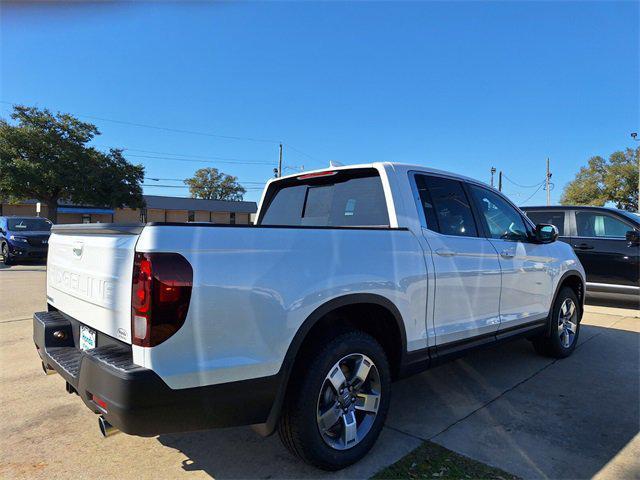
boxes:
[0,317,32,324]
[384,425,429,442]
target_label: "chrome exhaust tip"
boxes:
[41,361,56,376]
[98,416,119,438]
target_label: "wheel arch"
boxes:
[254,293,407,437]
[545,270,585,336]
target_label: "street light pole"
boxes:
[490,167,496,188]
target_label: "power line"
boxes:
[1,99,322,164]
[0,100,279,145]
[282,142,321,162]
[520,182,546,205]
[125,153,275,166]
[143,184,264,190]
[98,145,274,163]
[147,177,266,185]
[503,174,546,189]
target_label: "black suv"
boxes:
[0,216,52,265]
[521,206,639,297]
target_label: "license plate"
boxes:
[79,325,96,351]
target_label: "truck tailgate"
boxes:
[46,224,143,344]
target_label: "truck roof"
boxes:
[272,162,491,188]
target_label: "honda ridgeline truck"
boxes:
[34,163,585,470]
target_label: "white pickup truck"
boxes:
[34,163,585,470]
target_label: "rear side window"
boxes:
[259,169,389,227]
[575,211,630,238]
[415,175,478,237]
[524,211,566,236]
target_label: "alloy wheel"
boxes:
[558,298,578,348]
[316,353,381,450]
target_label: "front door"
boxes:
[572,210,640,290]
[413,174,502,346]
[467,184,554,330]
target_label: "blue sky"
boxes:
[1,1,638,204]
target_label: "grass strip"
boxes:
[373,440,519,480]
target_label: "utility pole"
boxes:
[498,171,503,192]
[278,143,283,178]
[490,167,496,188]
[546,158,552,206]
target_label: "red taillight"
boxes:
[131,252,193,347]
[92,394,108,410]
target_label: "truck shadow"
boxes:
[157,322,639,479]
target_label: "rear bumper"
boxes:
[34,310,280,436]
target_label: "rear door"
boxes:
[571,210,640,288]
[413,174,501,345]
[467,185,554,330]
[46,225,141,343]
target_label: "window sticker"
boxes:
[345,199,356,216]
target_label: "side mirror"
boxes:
[626,230,640,244]
[535,224,558,244]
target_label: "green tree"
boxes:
[0,105,144,223]
[184,167,246,201]
[561,147,639,211]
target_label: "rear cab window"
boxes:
[258,168,390,227]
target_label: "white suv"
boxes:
[34,163,585,470]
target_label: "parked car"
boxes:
[522,206,639,297]
[34,163,585,470]
[0,216,52,265]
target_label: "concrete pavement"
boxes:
[0,265,637,479]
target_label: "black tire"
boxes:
[278,330,391,470]
[532,287,580,358]
[1,243,13,266]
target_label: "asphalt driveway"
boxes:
[0,264,637,479]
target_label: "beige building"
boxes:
[0,195,257,225]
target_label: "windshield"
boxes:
[7,218,52,232]
[615,209,640,225]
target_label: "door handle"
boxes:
[573,243,594,250]
[500,249,515,258]
[435,248,456,257]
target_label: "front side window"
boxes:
[415,175,478,237]
[525,210,566,236]
[260,169,389,227]
[468,185,529,241]
[575,211,630,238]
